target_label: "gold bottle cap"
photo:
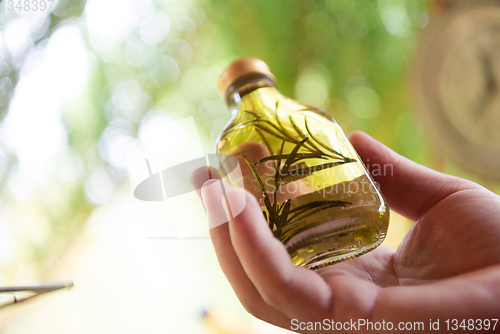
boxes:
[218,57,276,97]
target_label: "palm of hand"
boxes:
[324,188,500,286]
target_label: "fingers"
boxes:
[230,141,311,205]
[225,187,332,321]
[192,169,292,327]
[190,166,221,200]
[348,131,482,222]
[230,141,274,204]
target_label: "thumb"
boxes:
[348,131,482,222]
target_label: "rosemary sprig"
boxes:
[304,117,349,160]
[275,102,298,144]
[288,115,326,156]
[253,123,291,142]
[223,117,259,135]
[278,199,291,235]
[235,104,358,240]
[273,140,285,213]
[242,155,276,231]
[255,127,277,175]
[255,128,275,157]
[280,159,357,185]
[254,152,327,166]
[244,110,294,142]
[287,200,350,222]
[274,137,309,193]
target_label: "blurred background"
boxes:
[0,0,499,332]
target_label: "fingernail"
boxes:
[201,179,218,205]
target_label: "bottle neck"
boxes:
[224,74,276,108]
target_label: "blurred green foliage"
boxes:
[208,0,430,161]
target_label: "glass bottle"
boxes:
[216,58,389,269]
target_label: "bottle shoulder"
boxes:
[216,87,345,158]
[228,87,338,123]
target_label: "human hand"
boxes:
[192,131,500,333]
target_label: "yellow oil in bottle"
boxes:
[217,59,389,269]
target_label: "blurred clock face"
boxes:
[442,21,500,147]
[414,0,500,181]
